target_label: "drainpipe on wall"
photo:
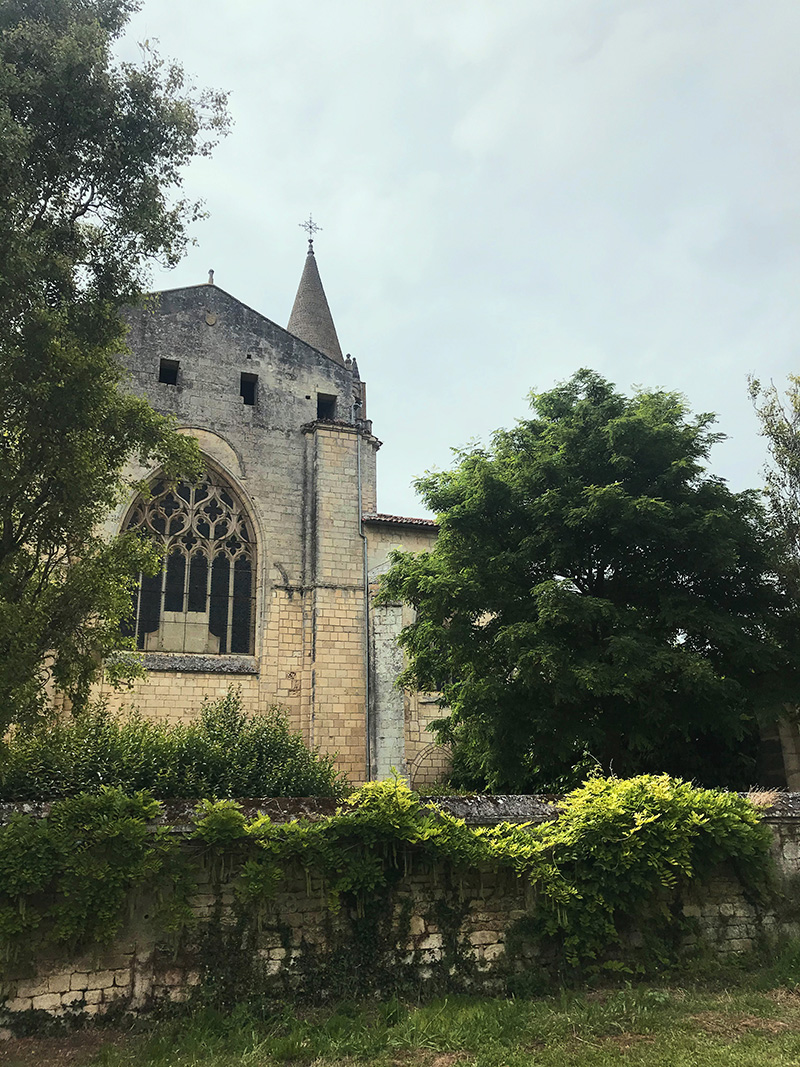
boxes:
[354,396,371,780]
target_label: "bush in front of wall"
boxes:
[0,688,347,800]
[531,774,775,969]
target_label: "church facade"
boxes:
[97,241,447,787]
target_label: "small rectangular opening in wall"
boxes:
[317,393,337,420]
[158,358,179,385]
[240,372,258,406]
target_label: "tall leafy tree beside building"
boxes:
[0,0,228,726]
[750,375,800,595]
[381,370,800,791]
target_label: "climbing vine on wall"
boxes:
[0,790,182,966]
[0,775,775,977]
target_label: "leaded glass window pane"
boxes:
[126,476,255,655]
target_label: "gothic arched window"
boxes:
[124,476,255,655]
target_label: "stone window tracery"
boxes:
[124,476,255,654]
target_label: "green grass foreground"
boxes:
[9,960,800,1067]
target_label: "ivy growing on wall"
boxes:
[0,775,775,978]
[0,790,181,965]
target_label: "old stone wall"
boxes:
[3,804,800,1028]
[365,522,446,786]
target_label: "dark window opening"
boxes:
[231,557,253,653]
[163,550,185,612]
[317,393,337,420]
[159,358,179,385]
[240,372,257,406]
[188,554,208,613]
[209,555,231,653]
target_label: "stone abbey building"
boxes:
[98,239,447,787]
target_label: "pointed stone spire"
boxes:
[287,222,344,365]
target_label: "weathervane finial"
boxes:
[299,213,322,252]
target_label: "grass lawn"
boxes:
[5,979,800,1067]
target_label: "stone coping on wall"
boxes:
[0,796,329,828]
[0,795,557,828]
[141,653,259,674]
[761,793,800,821]
[431,795,561,824]
[2,792,798,829]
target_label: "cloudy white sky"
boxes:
[117,0,800,519]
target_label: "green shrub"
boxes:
[532,774,774,969]
[198,773,774,971]
[0,788,176,964]
[0,688,347,800]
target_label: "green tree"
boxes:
[749,375,800,594]
[380,370,800,792]
[0,0,228,726]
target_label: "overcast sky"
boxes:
[117,0,800,518]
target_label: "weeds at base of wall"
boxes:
[0,989,163,1039]
[11,934,800,1043]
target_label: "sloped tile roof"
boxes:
[362,512,437,527]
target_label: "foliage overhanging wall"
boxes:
[0,776,795,1025]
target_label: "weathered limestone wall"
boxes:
[98,667,262,723]
[3,802,799,1028]
[0,865,533,1022]
[365,522,446,786]
[370,600,406,778]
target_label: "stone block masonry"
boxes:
[2,798,800,1029]
[88,275,442,788]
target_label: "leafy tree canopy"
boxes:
[0,0,229,726]
[380,370,800,792]
[750,375,800,596]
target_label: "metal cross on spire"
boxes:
[299,214,322,252]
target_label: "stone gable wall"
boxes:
[89,285,441,786]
